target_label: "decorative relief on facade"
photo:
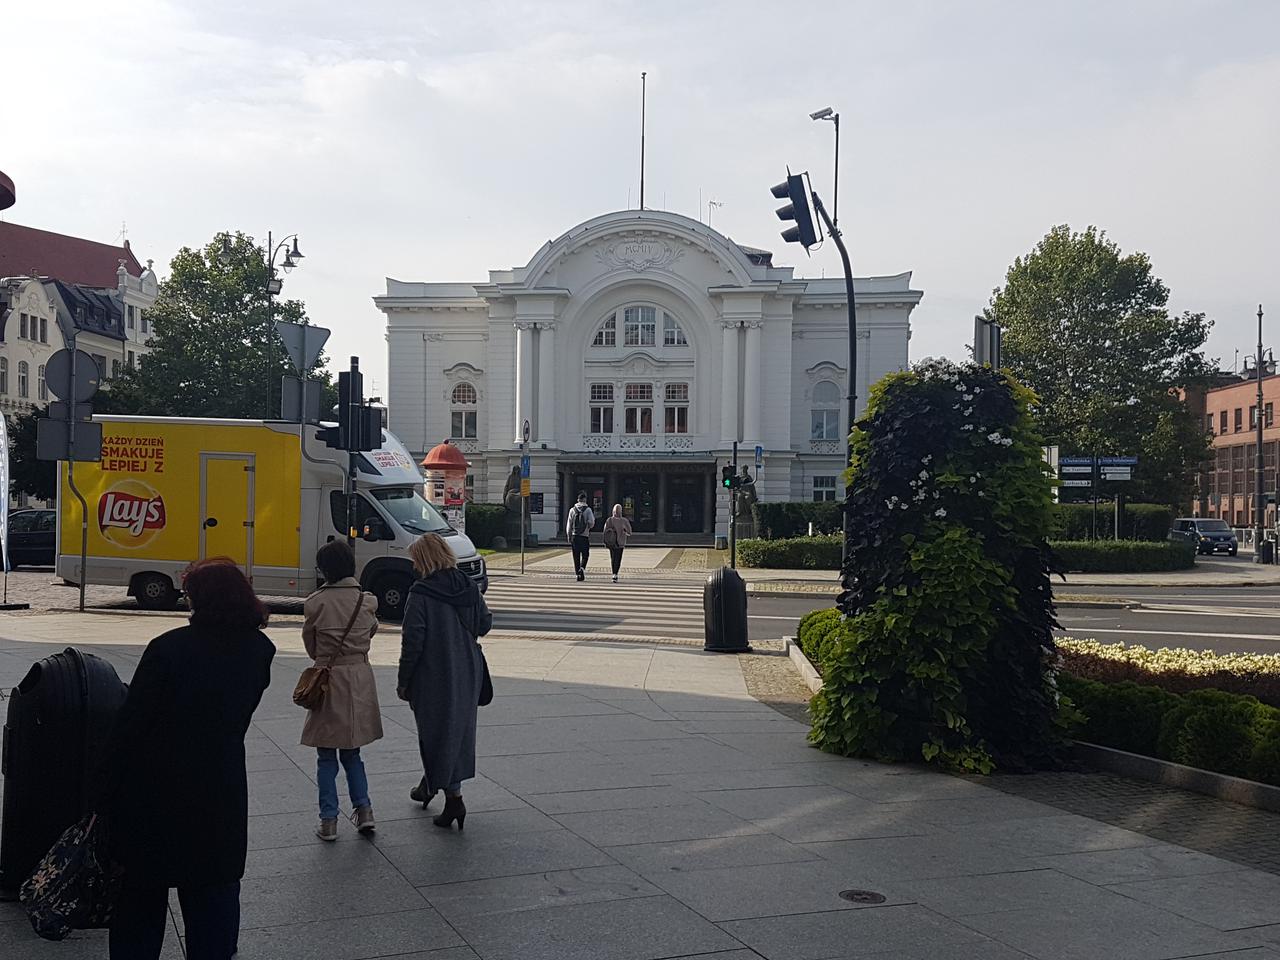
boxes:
[619,434,658,450]
[810,440,841,456]
[805,361,846,383]
[665,435,694,450]
[582,434,611,451]
[452,439,480,454]
[593,237,685,272]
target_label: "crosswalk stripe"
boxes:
[481,578,707,637]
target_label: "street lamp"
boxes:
[1242,304,1274,563]
[810,106,840,227]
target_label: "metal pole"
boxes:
[265,231,273,420]
[810,192,857,567]
[832,113,840,228]
[1256,305,1266,563]
[520,442,526,575]
[66,340,87,612]
[639,72,646,210]
[346,451,357,550]
[730,441,738,569]
[1091,447,1098,540]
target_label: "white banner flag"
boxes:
[0,413,9,573]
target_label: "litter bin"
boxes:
[704,566,751,653]
[0,647,127,899]
[1260,540,1275,565]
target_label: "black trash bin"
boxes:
[1260,540,1275,565]
[704,566,751,653]
[0,647,128,899]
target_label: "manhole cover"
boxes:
[839,889,887,904]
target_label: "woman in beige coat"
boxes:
[602,504,633,583]
[302,540,383,840]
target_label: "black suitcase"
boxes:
[0,647,127,899]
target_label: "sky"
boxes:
[5,0,1279,394]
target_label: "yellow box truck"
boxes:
[57,416,486,618]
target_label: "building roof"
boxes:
[0,221,142,289]
[48,279,125,341]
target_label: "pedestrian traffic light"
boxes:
[770,172,819,250]
[316,425,342,448]
[722,465,735,489]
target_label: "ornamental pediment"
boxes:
[593,236,685,273]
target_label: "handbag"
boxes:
[20,813,123,941]
[293,590,365,710]
[478,645,494,707]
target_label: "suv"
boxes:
[1169,517,1238,556]
[7,508,56,567]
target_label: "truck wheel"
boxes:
[374,574,412,621]
[134,573,180,611]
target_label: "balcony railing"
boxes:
[578,433,698,452]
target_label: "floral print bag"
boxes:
[20,813,122,941]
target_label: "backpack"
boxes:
[571,505,590,537]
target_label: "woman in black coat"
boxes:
[99,558,275,960]
[397,533,493,830]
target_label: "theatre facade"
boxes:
[376,209,921,543]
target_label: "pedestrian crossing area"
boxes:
[482,574,708,640]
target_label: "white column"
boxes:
[514,322,533,444]
[537,323,556,445]
[720,321,740,444]
[743,320,763,446]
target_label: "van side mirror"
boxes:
[362,517,386,542]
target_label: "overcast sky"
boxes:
[6,0,1278,393]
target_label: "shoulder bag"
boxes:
[21,813,123,941]
[293,589,364,710]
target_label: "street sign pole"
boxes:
[730,441,739,569]
[520,419,530,574]
[67,340,88,612]
[1091,448,1098,540]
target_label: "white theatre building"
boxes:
[376,209,921,543]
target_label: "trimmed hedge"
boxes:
[1061,674,1280,786]
[752,502,843,539]
[1052,503,1174,542]
[1059,638,1280,708]
[796,608,843,670]
[738,535,841,570]
[463,503,507,549]
[1051,539,1195,572]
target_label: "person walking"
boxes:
[98,558,274,960]
[397,533,493,830]
[302,540,383,841]
[602,504,633,583]
[566,492,595,581]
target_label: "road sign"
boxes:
[1060,457,1095,466]
[755,445,763,469]
[45,349,100,402]
[520,455,530,478]
[48,401,93,422]
[36,419,102,462]
[1101,468,1132,481]
[1060,479,1092,488]
[1100,456,1138,466]
[281,377,322,423]
[1060,465,1093,475]
[274,321,330,374]
[522,419,531,444]
[520,478,531,497]
[529,492,544,514]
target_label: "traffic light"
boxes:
[316,425,342,448]
[722,465,735,489]
[770,172,818,250]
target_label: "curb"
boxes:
[1073,741,1280,814]
[1056,600,1138,611]
[782,636,823,694]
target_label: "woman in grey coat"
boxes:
[397,533,493,829]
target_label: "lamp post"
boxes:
[222,230,305,419]
[1243,304,1273,562]
[809,106,840,227]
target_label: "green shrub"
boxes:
[1050,540,1195,572]
[1059,675,1178,756]
[738,535,842,570]
[1248,721,1280,784]
[1051,503,1174,541]
[1154,689,1267,774]
[797,608,840,662]
[752,502,843,539]
[464,503,507,549]
[810,360,1063,774]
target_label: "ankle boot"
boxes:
[433,793,466,830]
[409,778,433,809]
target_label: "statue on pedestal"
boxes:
[503,465,530,536]
[734,467,758,538]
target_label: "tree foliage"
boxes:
[985,225,1215,507]
[105,232,335,418]
[8,407,56,501]
[811,360,1064,773]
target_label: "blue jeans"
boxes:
[317,747,370,820]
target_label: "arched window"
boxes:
[623,306,656,347]
[0,357,8,394]
[18,361,29,399]
[811,380,840,440]
[38,364,47,401]
[663,313,687,346]
[450,382,477,439]
[591,315,616,347]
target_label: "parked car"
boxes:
[7,508,56,567]
[1169,517,1238,556]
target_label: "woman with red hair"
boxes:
[98,558,275,960]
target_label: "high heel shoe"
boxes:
[433,794,466,830]
[409,779,433,809]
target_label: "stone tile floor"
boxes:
[0,613,1278,959]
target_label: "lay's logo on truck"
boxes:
[97,480,167,548]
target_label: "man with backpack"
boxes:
[565,493,596,581]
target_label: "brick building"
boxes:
[1195,373,1280,527]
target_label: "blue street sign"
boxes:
[520,455,530,478]
[1059,457,1095,466]
[755,445,763,468]
[1099,456,1138,466]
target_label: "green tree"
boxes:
[106,232,336,418]
[985,225,1215,507]
[8,407,56,501]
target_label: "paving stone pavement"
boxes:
[2,613,1280,959]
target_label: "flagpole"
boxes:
[639,71,647,211]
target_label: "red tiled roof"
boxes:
[0,221,143,289]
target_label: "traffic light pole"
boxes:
[809,193,857,567]
[730,441,739,569]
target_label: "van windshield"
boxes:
[370,488,452,535]
[1195,520,1231,532]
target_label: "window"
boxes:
[37,364,46,401]
[449,381,477,439]
[19,314,27,339]
[112,359,121,379]
[664,382,689,434]
[0,358,7,394]
[589,383,614,434]
[18,361,28,399]
[1206,413,1215,434]
[127,305,136,329]
[813,476,838,502]
[663,313,687,346]
[1251,405,1258,428]
[811,380,841,440]
[328,490,379,536]
[1269,404,1275,427]
[91,354,107,377]
[591,315,616,347]
[1221,410,1228,433]
[624,382,653,433]
[141,312,149,334]
[39,317,47,343]
[623,306,656,347]
[128,350,135,369]
[1236,408,1244,432]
